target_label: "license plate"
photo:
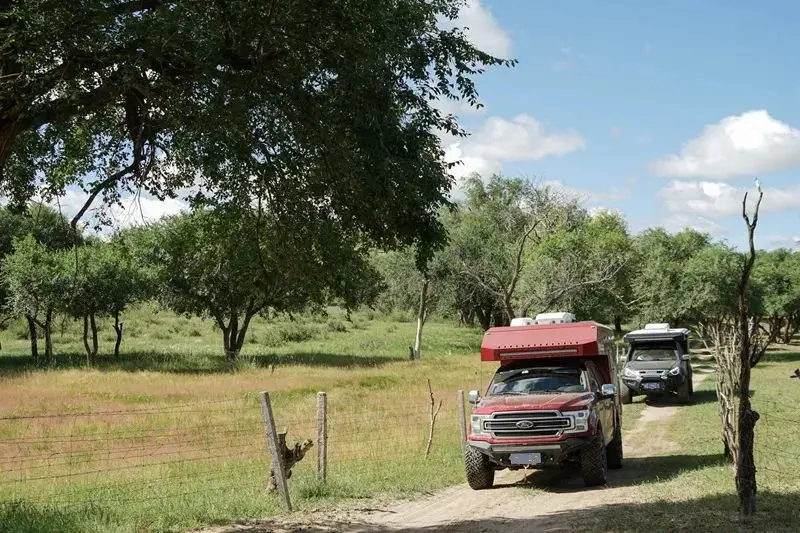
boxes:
[510,452,542,466]
[643,382,661,390]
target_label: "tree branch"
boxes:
[70,165,135,230]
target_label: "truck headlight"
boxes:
[623,367,639,379]
[471,415,486,435]
[564,409,590,433]
[669,366,680,376]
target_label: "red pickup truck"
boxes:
[464,312,624,489]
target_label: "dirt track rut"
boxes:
[200,371,712,533]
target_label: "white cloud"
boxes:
[443,114,586,198]
[659,180,800,218]
[544,180,630,204]
[440,0,512,59]
[661,213,728,236]
[40,188,188,237]
[765,236,800,249]
[462,114,585,161]
[651,110,800,179]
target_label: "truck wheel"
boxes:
[620,383,633,405]
[464,446,495,490]
[677,379,690,404]
[606,425,623,470]
[580,433,608,487]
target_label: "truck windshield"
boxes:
[487,367,587,395]
[631,346,677,362]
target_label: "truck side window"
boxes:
[584,362,601,392]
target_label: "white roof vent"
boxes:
[510,317,535,327]
[533,312,576,325]
[644,323,670,330]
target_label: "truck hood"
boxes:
[473,392,595,414]
[625,360,677,371]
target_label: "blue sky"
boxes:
[441,0,800,250]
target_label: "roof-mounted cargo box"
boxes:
[480,320,614,363]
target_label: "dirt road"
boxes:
[201,371,712,533]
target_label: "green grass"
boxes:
[0,305,490,532]
[3,307,800,532]
[574,345,800,533]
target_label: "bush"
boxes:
[326,320,348,333]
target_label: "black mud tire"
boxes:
[620,383,633,405]
[464,446,495,490]
[606,424,623,470]
[677,379,691,404]
[580,433,608,487]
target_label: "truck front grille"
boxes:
[483,410,572,438]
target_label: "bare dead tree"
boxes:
[712,189,763,516]
[425,379,443,459]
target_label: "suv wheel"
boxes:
[606,424,623,469]
[464,446,495,490]
[620,383,633,404]
[677,379,690,404]
[580,432,608,487]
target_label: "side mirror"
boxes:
[467,390,481,405]
[681,354,691,361]
[600,384,615,397]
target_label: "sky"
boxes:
[439,0,800,251]
[15,0,800,250]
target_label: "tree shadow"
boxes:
[491,452,729,493]
[0,350,404,376]
[203,490,800,533]
[0,501,85,533]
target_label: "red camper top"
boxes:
[480,320,614,364]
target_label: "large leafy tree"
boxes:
[0,0,514,261]
[137,207,381,360]
[447,174,587,323]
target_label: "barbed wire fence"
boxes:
[0,386,468,519]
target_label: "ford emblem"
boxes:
[516,420,535,429]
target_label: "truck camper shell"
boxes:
[480,320,616,383]
[623,324,690,355]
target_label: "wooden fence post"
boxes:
[457,389,467,454]
[316,391,328,482]
[259,391,292,512]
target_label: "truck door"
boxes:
[586,362,614,444]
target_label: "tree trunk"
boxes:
[43,308,53,362]
[412,277,429,360]
[476,307,492,331]
[784,315,796,344]
[26,315,38,360]
[83,315,92,364]
[90,312,98,358]
[113,311,124,357]
[614,315,623,335]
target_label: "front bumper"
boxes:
[622,373,687,394]
[467,436,594,467]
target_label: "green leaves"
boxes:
[0,0,514,255]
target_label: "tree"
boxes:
[536,210,631,326]
[707,191,764,516]
[446,174,586,324]
[0,204,80,355]
[2,235,69,361]
[140,207,378,361]
[751,249,800,345]
[372,246,448,359]
[630,228,712,326]
[0,0,514,261]
[62,242,146,362]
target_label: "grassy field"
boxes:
[571,344,800,533]
[3,305,798,532]
[0,304,498,533]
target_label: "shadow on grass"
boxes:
[0,501,86,533]
[639,387,718,408]
[197,491,800,533]
[0,350,404,376]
